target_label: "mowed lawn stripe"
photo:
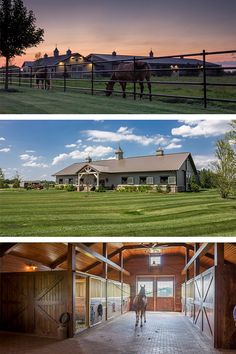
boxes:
[0,189,235,236]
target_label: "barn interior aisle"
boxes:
[0,312,230,354]
[0,242,236,353]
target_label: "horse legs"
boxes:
[140,311,143,327]
[139,81,144,99]
[120,82,126,98]
[147,79,152,101]
[144,308,146,323]
[135,311,139,327]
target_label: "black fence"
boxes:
[0,49,236,108]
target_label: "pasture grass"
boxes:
[0,189,236,236]
[0,75,235,113]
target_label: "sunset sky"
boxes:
[0,0,235,66]
[0,119,231,180]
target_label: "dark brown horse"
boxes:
[105,61,152,100]
[35,67,51,90]
[133,285,147,327]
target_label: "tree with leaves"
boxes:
[0,167,5,188]
[12,170,21,188]
[0,0,44,90]
[199,169,217,189]
[213,139,236,198]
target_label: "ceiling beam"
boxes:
[0,243,18,257]
[75,243,130,276]
[49,243,96,269]
[182,243,214,275]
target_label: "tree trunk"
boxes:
[5,56,9,91]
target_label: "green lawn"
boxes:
[0,189,236,236]
[0,75,236,113]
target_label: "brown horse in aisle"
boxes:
[105,61,152,100]
[133,285,147,327]
[35,67,51,90]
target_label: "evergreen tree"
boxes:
[0,0,44,90]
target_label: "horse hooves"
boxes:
[135,324,138,327]
[140,324,143,328]
[144,320,146,323]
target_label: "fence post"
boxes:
[18,68,21,87]
[133,56,136,100]
[64,64,67,92]
[91,61,94,96]
[202,49,207,108]
[30,67,33,88]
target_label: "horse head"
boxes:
[105,81,114,96]
[139,285,146,296]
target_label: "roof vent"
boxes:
[149,49,154,58]
[115,145,123,160]
[66,49,72,56]
[156,148,164,156]
[44,53,48,59]
[85,156,92,163]
[112,51,117,56]
[54,47,59,57]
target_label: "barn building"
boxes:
[22,47,90,78]
[86,51,221,77]
[53,149,198,192]
[0,242,235,353]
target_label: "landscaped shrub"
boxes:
[95,186,106,192]
[90,186,96,191]
[137,185,152,192]
[156,185,164,193]
[55,185,65,190]
[65,184,76,192]
[190,182,200,192]
[166,184,171,193]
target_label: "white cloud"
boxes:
[165,142,182,150]
[193,155,216,170]
[172,120,231,138]
[65,144,77,148]
[19,153,48,168]
[52,145,114,165]
[0,137,6,141]
[0,148,10,152]
[84,127,170,146]
[25,150,35,153]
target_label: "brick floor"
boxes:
[0,312,235,354]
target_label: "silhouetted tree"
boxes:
[0,0,44,90]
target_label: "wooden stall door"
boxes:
[194,268,214,341]
[34,272,68,337]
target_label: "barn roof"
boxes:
[87,53,220,67]
[26,52,84,68]
[53,152,195,176]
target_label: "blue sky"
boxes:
[0,119,232,180]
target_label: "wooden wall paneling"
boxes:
[67,244,76,338]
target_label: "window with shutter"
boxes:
[127,176,134,185]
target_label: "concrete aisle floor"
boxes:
[0,312,235,354]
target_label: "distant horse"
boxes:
[35,67,51,90]
[105,61,152,100]
[133,285,147,327]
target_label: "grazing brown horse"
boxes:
[133,285,147,327]
[105,61,152,100]
[35,67,51,90]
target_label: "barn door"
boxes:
[0,273,35,333]
[194,268,214,340]
[156,277,174,311]
[34,272,68,337]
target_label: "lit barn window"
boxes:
[150,255,161,266]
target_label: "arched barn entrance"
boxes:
[0,242,236,353]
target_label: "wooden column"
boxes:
[214,243,224,348]
[194,243,200,277]
[119,250,124,314]
[102,243,108,321]
[67,243,76,338]
[184,245,190,315]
